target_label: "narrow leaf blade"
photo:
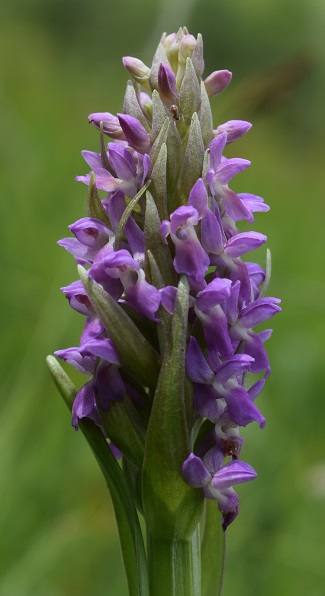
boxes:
[46,355,149,596]
[78,265,160,390]
[142,275,203,540]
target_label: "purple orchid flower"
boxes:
[186,336,266,428]
[160,205,210,292]
[182,449,256,529]
[76,143,150,199]
[55,317,120,375]
[58,218,113,265]
[225,282,282,376]
[206,132,253,222]
[200,200,267,301]
[194,278,233,357]
[158,63,178,107]
[71,379,101,430]
[90,248,161,320]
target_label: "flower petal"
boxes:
[182,453,211,488]
[211,459,257,491]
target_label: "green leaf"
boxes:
[199,82,213,149]
[171,113,204,210]
[87,172,111,227]
[78,265,160,390]
[142,275,203,540]
[149,143,168,222]
[202,148,210,181]
[46,356,149,596]
[147,250,171,353]
[179,58,201,124]
[123,81,151,131]
[98,396,145,469]
[201,501,226,596]
[150,117,169,170]
[144,192,177,287]
[151,90,168,145]
[192,34,204,79]
[149,43,169,91]
[166,118,182,195]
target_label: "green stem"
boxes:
[148,532,201,596]
[201,502,226,596]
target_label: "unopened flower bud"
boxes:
[179,34,197,63]
[163,31,181,71]
[158,63,178,106]
[117,113,151,154]
[122,56,151,85]
[88,112,125,139]
[214,120,252,144]
[204,70,232,98]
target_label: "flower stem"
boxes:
[201,502,226,596]
[147,530,201,596]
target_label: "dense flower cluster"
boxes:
[55,27,280,530]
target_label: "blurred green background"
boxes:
[1,0,325,594]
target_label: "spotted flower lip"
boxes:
[52,28,281,537]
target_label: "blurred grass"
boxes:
[1,0,325,594]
